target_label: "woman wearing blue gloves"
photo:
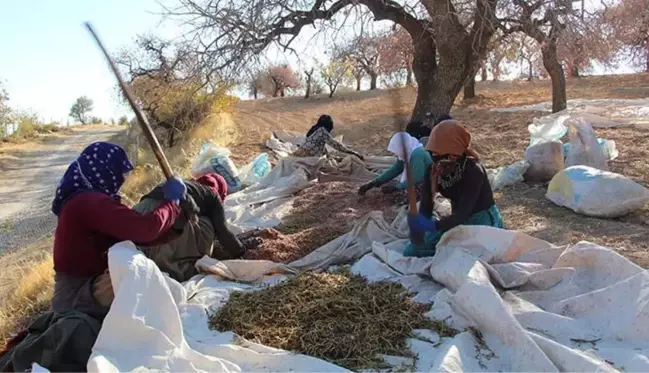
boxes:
[358,132,432,197]
[404,119,504,258]
[51,142,189,317]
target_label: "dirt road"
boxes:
[0,126,124,253]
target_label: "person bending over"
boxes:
[134,172,246,282]
[358,132,432,198]
[405,119,503,257]
[51,142,187,318]
[292,114,364,159]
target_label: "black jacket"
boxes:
[141,180,245,258]
[420,158,495,232]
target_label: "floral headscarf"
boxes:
[52,142,133,216]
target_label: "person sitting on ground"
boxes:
[405,119,503,257]
[51,142,187,319]
[405,119,431,146]
[406,114,453,146]
[292,114,364,159]
[133,172,246,282]
[358,132,432,198]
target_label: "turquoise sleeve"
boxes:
[374,160,404,185]
[409,149,433,185]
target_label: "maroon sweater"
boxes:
[53,192,181,277]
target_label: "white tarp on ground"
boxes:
[84,131,648,372]
[89,217,649,372]
[490,98,649,128]
[222,155,393,234]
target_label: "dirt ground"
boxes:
[0,125,124,255]
[232,74,649,267]
[243,181,401,263]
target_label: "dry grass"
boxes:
[119,113,239,205]
[209,270,448,370]
[0,239,54,348]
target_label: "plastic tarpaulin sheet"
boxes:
[491,98,649,128]
[222,155,391,234]
[88,212,649,372]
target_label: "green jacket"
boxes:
[374,147,433,188]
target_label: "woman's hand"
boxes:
[407,214,438,234]
[358,181,376,196]
[162,176,187,202]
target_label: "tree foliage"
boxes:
[166,0,500,120]
[500,0,580,112]
[69,96,94,125]
[377,27,415,87]
[555,9,618,77]
[320,59,353,98]
[603,0,649,72]
[485,33,518,81]
[263,65,301,97]
[338,34,381,90]
[247,65,301,98]
[0,80,11,128]
[117,35,234,147]
[0,81,11,138]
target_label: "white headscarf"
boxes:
[387,132,423,184]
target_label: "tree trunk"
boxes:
[328,89,335,98]
[411,42,459,121]
[527,60,533,81]
[305,76,312,99]
[253,87,258,99]
[492,65,500,82]
[480,62,488,81]
[463,77,476,100]
[356,77,362,91]
[541,42,567,113]
[646,37,649,72]
[406,64,414,86]
[569,64,580,78]
[168,128,176,148]
[369,73,378,90]
[280,88,285,97]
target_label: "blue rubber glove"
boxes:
[407,214,437,234]
[162,176,187,202]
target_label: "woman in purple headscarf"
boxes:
[51,141,186,318]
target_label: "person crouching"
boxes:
[405,119,503,257]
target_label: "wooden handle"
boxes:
[389,90,424,246]
[85,22,174,180]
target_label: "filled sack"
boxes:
[546,165,649,218]
[524,141,564,182]
[564,120,609,171]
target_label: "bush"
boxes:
[130,76,238,147]
[2,113,62,142]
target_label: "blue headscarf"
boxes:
[52,142,133,216]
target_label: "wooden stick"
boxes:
[84,22,174,180]
[389,90,424,246]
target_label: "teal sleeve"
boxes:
[374,159,404,185]
[410,148,433,185]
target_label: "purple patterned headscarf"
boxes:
[52,142,133,216]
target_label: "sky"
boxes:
[0,0,181,123]
[0,0,637,124]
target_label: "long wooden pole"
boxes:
[84,22,174,180]
[390,90,424,246]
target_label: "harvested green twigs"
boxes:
[209,271,457,371]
